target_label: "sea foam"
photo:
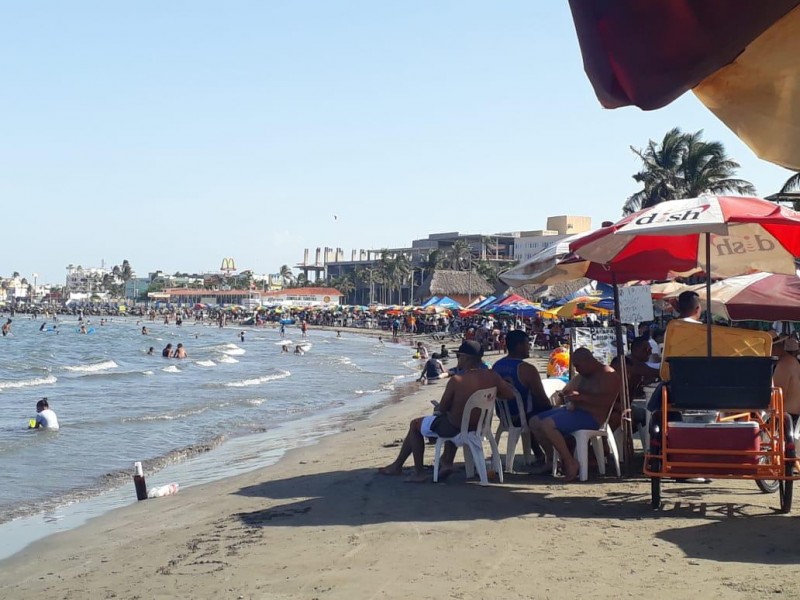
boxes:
[64,360,118,373]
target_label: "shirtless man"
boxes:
[529,348,620,481]
[773,335,800,422]
[379,340,515,482]
[173,343,187,359]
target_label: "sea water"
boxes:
[0,317,417,557]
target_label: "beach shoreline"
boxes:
[3,342,800,598]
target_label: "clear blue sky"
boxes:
[1,2,792,284]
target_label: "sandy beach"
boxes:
[3,351,800,599]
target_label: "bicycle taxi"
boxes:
[644,320,800,512]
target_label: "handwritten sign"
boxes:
[571,327,618,366]
[618,285,654,324]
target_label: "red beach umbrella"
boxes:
[690,272,800,322]
[569,0,800,169]
[570,195,800,353]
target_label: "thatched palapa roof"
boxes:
[415,269,494,300]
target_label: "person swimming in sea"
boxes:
[240,331,245,342]
[29,398,59,430]
[79,324,88,334]
[39,322,46,332]
[2,319,11,336]
[162,343,173,358]
[294,345,304,355]
[142,326,148,335]
[173,343,187,359]
[147,346,155,355]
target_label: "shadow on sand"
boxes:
[233,465,800,565]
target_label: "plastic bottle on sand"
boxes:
[147,482,179,498]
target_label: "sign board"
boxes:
[570,327,618,366]
[618,285,654,324]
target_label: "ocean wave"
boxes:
[218,355,239,364]
[142,370,155,376]
[64,360,118,373]
[162,365,181,373]
[224,370,291,387]
[221,347,246,356]
[0,375,58,390]
[195,360,216,367]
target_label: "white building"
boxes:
[513,216,592,263]
[65,265,110,294]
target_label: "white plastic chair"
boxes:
[552,400,621,482]
[494,389,532,473]
[494,378,568,472]
[433,387,503,486]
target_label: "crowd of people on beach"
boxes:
[382,290,800,484]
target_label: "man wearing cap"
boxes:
[379,340,515,482]
[773,333,800,424]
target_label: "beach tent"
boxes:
[432,296,463,310]
[463,296,486,310]
[485,294,543,317]
[420,296,441,309]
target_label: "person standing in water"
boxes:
[240,331,245,342]
[30,398,59,430]
[2,319,11,336]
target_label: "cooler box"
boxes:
[667,356,776,410]
[667,422,761,475]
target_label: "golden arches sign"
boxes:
[220,257,237,272]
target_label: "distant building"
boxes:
[124,278,151,300]
[261,287,343,307]
[65,265,109,294]
[513,216,591,263]
[156,286,343,307]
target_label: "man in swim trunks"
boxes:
[379,340,515,482]
[492,330,551,462]
[529,347,620,481]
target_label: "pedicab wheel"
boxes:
[756,475,780,494]
[779,479,793,514]
[756,429,780,493]
[650,476,662,510]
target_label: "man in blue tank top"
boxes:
[492,330,551,460]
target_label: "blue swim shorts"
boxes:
[536,406,599,434]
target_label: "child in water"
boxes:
[29,398,59,430]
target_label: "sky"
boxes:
[1,2,794,284]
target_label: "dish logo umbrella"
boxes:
[634,204,711,226]
[712,233,776,257]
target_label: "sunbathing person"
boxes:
[379,340,515,482]
[529,348,620,482]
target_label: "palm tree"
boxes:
[475,261,499,286]
[449,240,472,271]
[420,249,443,278]
[279,264,294,287]
[120,259,134,283]
[623,128,755,215]
[393,254,411,304]
[332,273,356,304]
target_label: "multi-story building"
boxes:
[513,216,592,263]
[65,265,109,294]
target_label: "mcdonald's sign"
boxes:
[220,257,237,272]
